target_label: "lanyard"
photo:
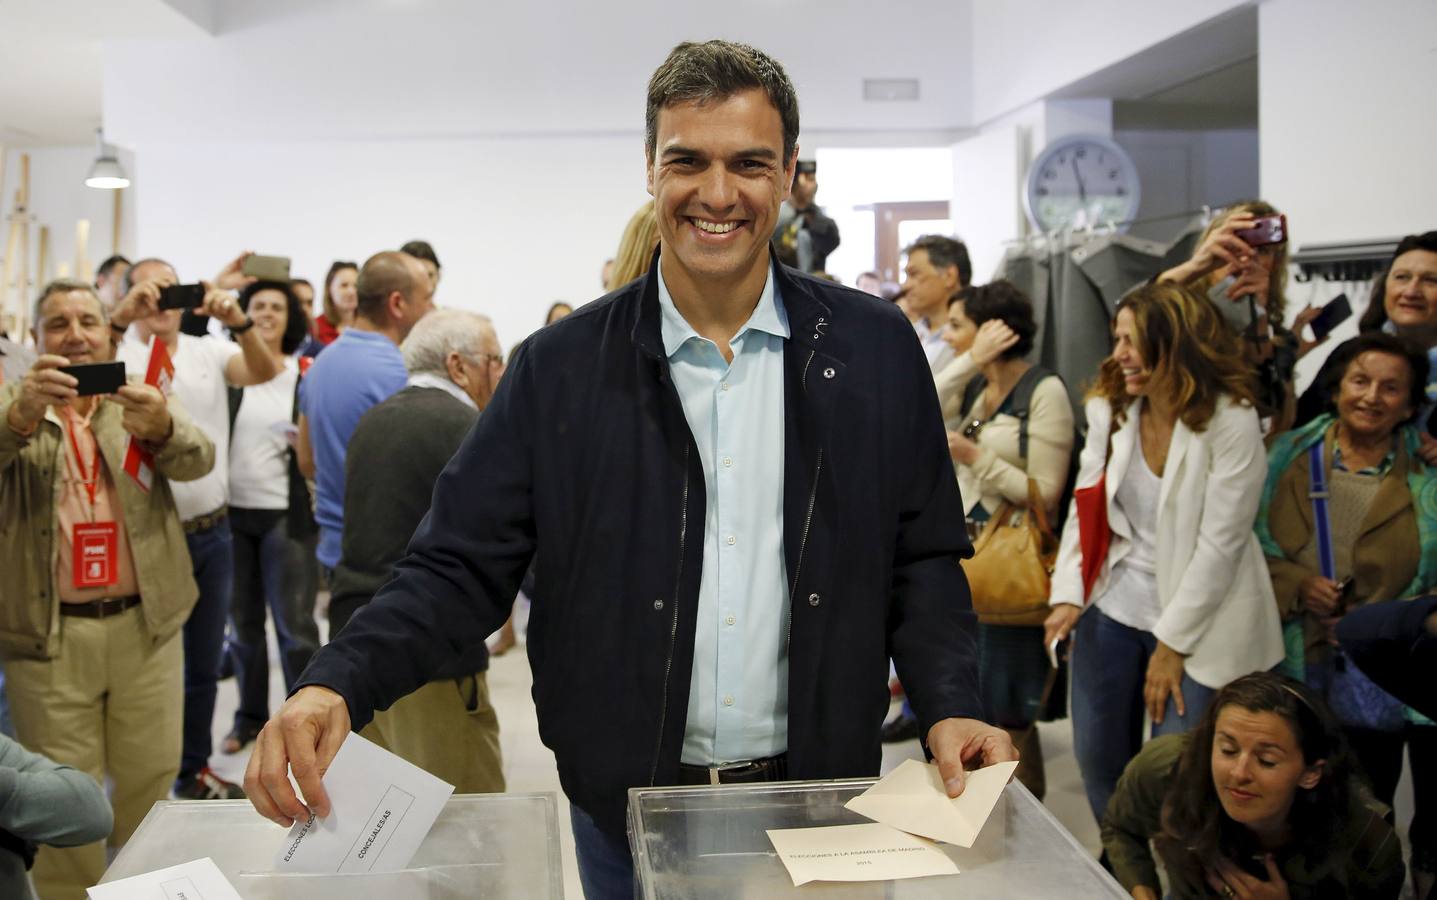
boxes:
[62,407,102,512]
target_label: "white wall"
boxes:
[0,146,138,335]
[1259,0,1437,246]
[1114,129,1259,243]
[131,135,648,351]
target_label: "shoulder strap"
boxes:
[1009,366,1054,461]
[226,385,243,445]
[960,374,987,422]
[1307,441,1336,580]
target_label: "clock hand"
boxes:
[1071,157,1087,203]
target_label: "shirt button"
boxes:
[726,615,736,626]
[721,382,731,392]
[809,593,821,607]
[726,535,737,546]
[653,599,664,611]
[722,456,732,468]
[723,696,735,707]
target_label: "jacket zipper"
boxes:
[649,442,690,785]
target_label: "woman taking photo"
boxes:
[1045,282,1285,828]
[223,281,321,754]
[310,260,358,350]
[1102,672,1403,899]
[942,280,1075,798]
[1256,331,1436,897]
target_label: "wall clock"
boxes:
[1023,134,1141,232]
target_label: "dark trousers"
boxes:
[1346,725,1437,874]
[178,517,234,780]
[228,508,320,732]
[571,803,636,900]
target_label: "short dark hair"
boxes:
[290,277,313,290]
[955,280,1037,360]
[96,254,130,282]
[904,235,972,287]
[238,281,309,355]
[399,240,441,269]
[1357,231,1437,333]
[355,251,421,322]
[1324,331,1430,424]
[646,40,800,163]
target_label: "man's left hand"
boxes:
[926,718,1018,798]
[111,383,172,444]
[196,284,249,328]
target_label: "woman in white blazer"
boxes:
[1043,282,1284,828]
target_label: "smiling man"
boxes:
[245,40,1011,899]
[1,279,214,899]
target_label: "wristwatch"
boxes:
[229,316,256,335]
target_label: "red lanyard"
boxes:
[62,408,101,510]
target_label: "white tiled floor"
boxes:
[208,626,1417,899]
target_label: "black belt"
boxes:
[60,595,141,618]
[677,753,788,786]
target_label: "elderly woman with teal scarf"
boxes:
[1256,331,1437,898]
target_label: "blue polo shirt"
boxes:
[659,264,791,766]
[299,329,408,568]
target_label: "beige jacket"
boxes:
[954,372,1075,520]
[0,382,213,660]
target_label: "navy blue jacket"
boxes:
[296,257,982,837]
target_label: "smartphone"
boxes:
[241,254,291,282]
[1208,275,1257,333]
[1308,293,1353,340]
[1235,214,1287,247]
[59,361,126,397]
[158,283,206,311]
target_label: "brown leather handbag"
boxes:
[964,478,1058,626]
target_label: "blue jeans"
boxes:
[228,508,320,733]
[1071,605,1216,825]
[571,804,636,900]
[179,517,235,781]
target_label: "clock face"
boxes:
[1023,136,1141,233]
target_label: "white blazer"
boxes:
[1050,394,1283,689]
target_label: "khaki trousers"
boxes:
[4,606,183,900]
[360,671,505,794]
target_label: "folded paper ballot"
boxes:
[88,857,241,899]
[273,731,454,874]
[766,823,959,886]
[845,758,1019,848]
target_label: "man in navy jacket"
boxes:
[246,39,1012,896]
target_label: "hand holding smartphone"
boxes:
[1307,293,1352,341]
[57,361,126,397]
[157,284,207,311]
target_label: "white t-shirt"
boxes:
[118,334,241,521]
[1095,443,1164,633]
[229,359,299,510]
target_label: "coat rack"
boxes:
[1291,238,1399,283]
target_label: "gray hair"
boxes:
[401,309,493,376]
[33,278,105,330]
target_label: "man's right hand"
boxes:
[244,686,351,827]
[7,355,78,433]
[111,276,170,330]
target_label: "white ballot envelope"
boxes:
[88,857,241,899]
[272,731,454,874]
[766,823,959,886]
[844,758,1019,847]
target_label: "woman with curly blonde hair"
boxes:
[1159,200,1317,432]
[1044,282,1285,830]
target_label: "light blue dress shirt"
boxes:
[658,265,791,766]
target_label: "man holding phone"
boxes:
[0,279,214,899]
[113,253,284,803]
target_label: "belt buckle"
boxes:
[707,767,721,786]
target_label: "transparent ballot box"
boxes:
[628,778,1126,898]
[100,793,563,899]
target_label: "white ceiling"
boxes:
[0,0,211,145]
